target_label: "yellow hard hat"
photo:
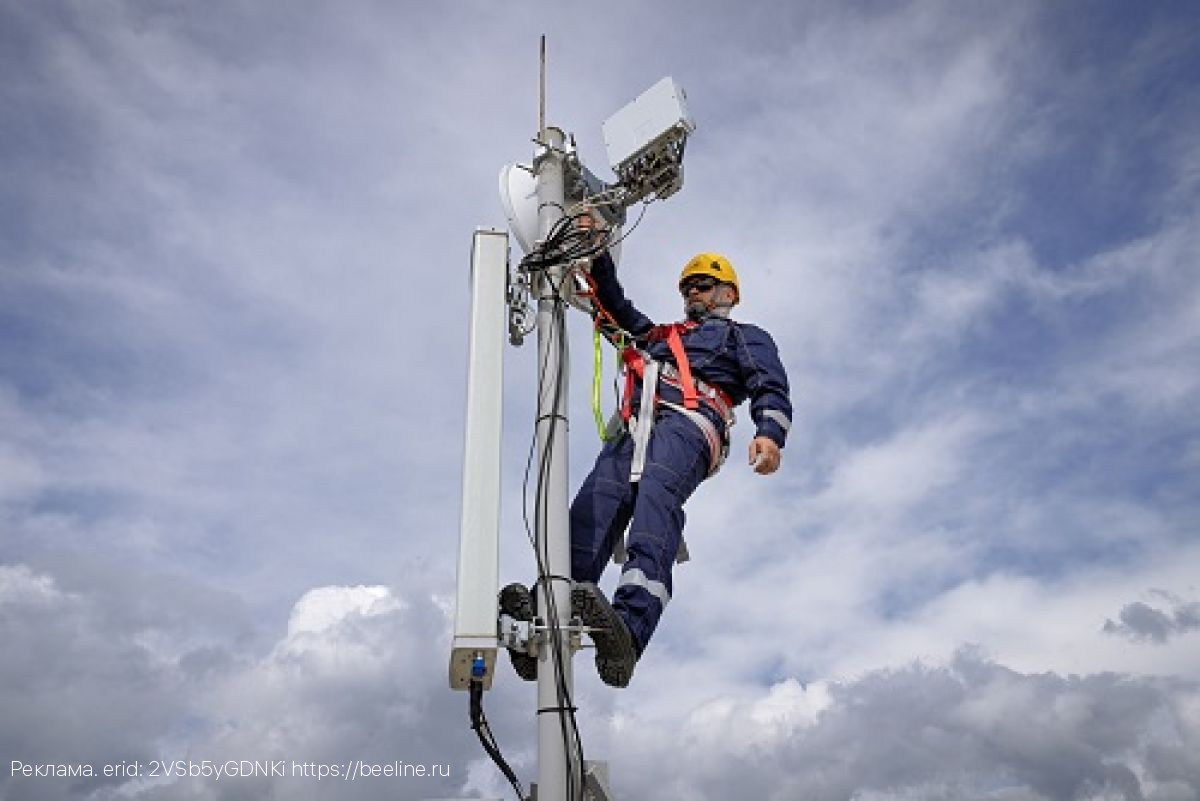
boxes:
[679,253,740,303]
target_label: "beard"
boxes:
[686,300,732,321]
[686,300,710,321]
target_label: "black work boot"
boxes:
[571,582,638,688]
[498,583,537,682]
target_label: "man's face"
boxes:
[681,275,717,317]
[681,275,735,318]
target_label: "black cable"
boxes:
[470,682,526,800]
[605,198,652,252]
[518,210,618,275]
[517,241,587,801]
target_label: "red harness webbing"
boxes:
[663,325,698,410]
[620,347,642,423]
[620,321,715,422]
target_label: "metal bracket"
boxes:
[583,761,616,801]
[499,612,596,658]
[507,268,533,346]
[498,614,536,655]
[528,762,616,801]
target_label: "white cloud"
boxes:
[287,585,404,638]
[5,557,1200,801]
[0,562,73,607]
[0,568,479,800]
[601,649,1200,801]
[816,412,986,518]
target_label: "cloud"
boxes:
[599,648,1200,801]
[5,558,1200,801]
[286,584,405,638]
[1105,594,1200,645]
[1,564,194,801]
[0,565,485,801]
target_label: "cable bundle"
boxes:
[517,210,615,274]
[470,681,526,799]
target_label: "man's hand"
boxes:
[748,436,781,475]
[576,211,606,242]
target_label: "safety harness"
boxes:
[576,268,737,469]
[618,321,736,482]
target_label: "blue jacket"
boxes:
[590,252,793,448]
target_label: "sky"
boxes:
[1,1,1199,800]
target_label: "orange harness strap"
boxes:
[663,324,699,411]
[620,322,703,422]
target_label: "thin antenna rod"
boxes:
[539,35,546,143]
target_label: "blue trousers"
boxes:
[570,409,711,654]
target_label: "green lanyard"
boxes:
[591,328,624,441]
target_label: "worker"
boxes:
[502,219,792,688]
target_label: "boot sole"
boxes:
[570,583,636,688]
[498,584,537,682]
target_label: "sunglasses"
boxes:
[680,277,718,296]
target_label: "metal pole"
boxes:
[533,125,573,801]
[539,35,547,143]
